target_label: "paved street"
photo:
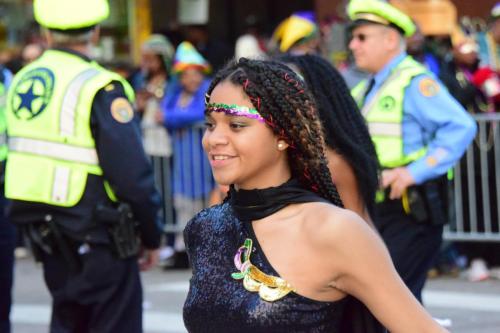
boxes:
[11,258,500,332]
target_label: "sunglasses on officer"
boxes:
[350,33,369,42]
[349,31,386,43]
[349,23,392,43]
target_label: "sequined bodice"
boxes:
[183,202,348,333]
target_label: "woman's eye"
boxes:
[204,122,215,130]
[230,123,246,129]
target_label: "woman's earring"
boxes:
[278,143,285,150]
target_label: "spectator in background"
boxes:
[184,25,233,72]
[235,15,267,60]
[130,35,175,267]
[406,24,442,77]
[133,34,175,158]
[477,2,500,71]
[440,34,489,112]
[474,4,500,109]
[162,41,215,268]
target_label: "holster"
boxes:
[406,175,449,226]
[23,216,81,272]
[23,223,51,263]
[94,203,139,259]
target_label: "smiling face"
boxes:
[202,81,291,190]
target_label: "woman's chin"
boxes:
[213,177,233,187]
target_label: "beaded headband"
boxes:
[206,102,265,123]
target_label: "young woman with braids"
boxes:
[182,58,446,333]
[278,53,378,224]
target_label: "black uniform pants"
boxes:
[375,200,443,303]
[41,244,142,333]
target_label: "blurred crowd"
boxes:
[2,0,499,275]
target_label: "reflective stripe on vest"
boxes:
[351,56,428,168]
[368,122,401,137]
[60,68,100,136]
[8,137,99,165]
[54,67,101,203]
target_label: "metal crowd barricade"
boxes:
[146,123,213,234]
[444,113,500,242]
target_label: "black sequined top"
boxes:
[183,201,348,333]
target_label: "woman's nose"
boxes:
[203,126,229,148]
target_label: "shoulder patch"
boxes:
[426,156,438,167]
[110,97,134,123]
[418,77,440,97]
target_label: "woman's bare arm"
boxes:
[316,208,447,333]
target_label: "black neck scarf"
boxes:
[229,179,387,333]
[228,178,328,222]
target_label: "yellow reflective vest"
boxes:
[5,49,134,206]
[351,56,428,168]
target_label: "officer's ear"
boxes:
[42,28,54,47]
[90,26,101,46]
[386,28,403,50]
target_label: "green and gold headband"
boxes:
[206,102,265,123]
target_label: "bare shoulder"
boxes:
[302,202,378,249]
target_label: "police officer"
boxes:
[0,61,14,333]
[348,0,476,302]
[5,0,162,332]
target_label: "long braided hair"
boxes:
[206,58,344,207]
[278,54,379,214]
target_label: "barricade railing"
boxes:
[144,123,212,234]
[444,113,500,242]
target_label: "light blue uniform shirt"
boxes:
[364,52,477,184]
[2,67,13,88]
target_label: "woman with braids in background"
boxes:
[278,53,378,224]
[182,58,446,333]
[278,53,383,333]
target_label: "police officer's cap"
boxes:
[34,0,109,30]
[348,0,416,37]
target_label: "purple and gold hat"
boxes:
[272,11,319,53]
